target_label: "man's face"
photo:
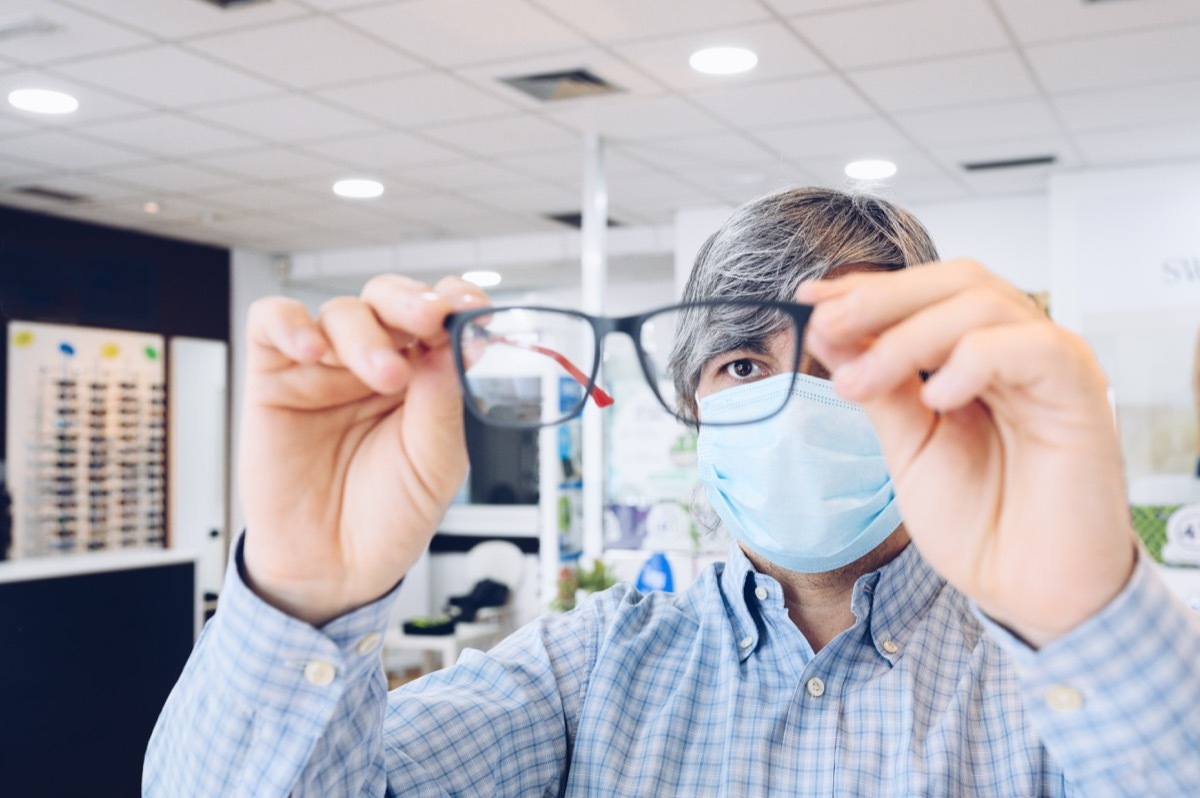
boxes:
[694,262,880,402]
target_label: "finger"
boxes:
[317,297,413,395]
[831,287,1043,402]
[799,260,1033,345]
[359,275,490,352]
[247,297,329,372]
[920,323,1106,415]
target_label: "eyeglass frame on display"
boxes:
[444,299,814,430]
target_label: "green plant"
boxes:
[550,559,619,612]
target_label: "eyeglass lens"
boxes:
[454,302,804,429]
[458,309,599,426]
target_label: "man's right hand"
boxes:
[238,274,489,626]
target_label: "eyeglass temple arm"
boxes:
[481,330,614,408]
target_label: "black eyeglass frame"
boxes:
[445,299,814,430]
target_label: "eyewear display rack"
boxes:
[7,322,166,558]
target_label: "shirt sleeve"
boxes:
[144,534,602,797]
[975,553,1200,796]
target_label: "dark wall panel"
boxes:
[0,205,230,459]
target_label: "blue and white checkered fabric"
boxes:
[145,537,1200,797]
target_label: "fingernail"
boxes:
[460,293,479,304]
[293,329,323,358]
[833,358,867,397]
[420,291,442,302]
[369,348,399,373]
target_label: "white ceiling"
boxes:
[1,0,1199,253]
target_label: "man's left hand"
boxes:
[798,260,1136,648]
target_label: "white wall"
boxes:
[908,194,1050,291]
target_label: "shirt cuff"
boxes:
[206,531,403,712]
[974,553,1200,785]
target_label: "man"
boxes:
[145,188,1199,796]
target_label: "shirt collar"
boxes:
[718,540,945,664]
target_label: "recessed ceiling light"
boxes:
[689,46,758,75]
[845,159,897,180]
[143,201,160,214]
[8,88,78,114]
[333,178,384,199]
[462,270,502,288]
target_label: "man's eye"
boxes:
[722,358,762,380]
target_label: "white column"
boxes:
[580,132,607,562]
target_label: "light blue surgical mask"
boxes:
[696,372,902,573]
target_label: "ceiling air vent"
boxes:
[0,13,58,41]
[962,155,1057,172]
[546,212,622,229]
[13,185,89,203]
[197,0,274,9]
[500,69,623,102]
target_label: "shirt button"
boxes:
[881,640,899,654]
[806,677,825,698]
[1045,684,1084,712]
[304,660,336,686]
[754,586,768,601]
[356,631,383,655]
[738,636,753,649]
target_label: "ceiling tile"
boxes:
[1076,120,1200,166]
[191,94,378,144]
[754,116,913,161]
[471,182,580,215]
[194,147,346,182]
[300,130,462,170]
[624,133,781,171]
[370,190,499,225]
[549,95,725,140]
[187,17,421,90]
[318,72,516,127]
[1025,25,1200,93]
[0,155,53,183]
[894,99,1064,147]
[340,0,587,68]
[435,210,548,238]
[532,0,770,42]
[81,114,258,158]
[851,51,1040,112]
[992,0,1200,45]
[0,129,143,169]
[94,161,240,194]
[189,183,319,213]
[75,0,312,40]
[0,69,149,125]
[395,158,529,191]
[763,0,907,15]
[423,114,579,157]
[792,0,1009,70]
[612,21,826,92]
[1053,78,1200,133]
[606,171,720,211]
[0,1,151,63]
[53,45,280,108]
[691,74,873,130]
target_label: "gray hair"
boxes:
[667,186,938,417]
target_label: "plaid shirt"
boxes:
[146,538,1200,797]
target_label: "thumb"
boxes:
[400,344,469,497]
